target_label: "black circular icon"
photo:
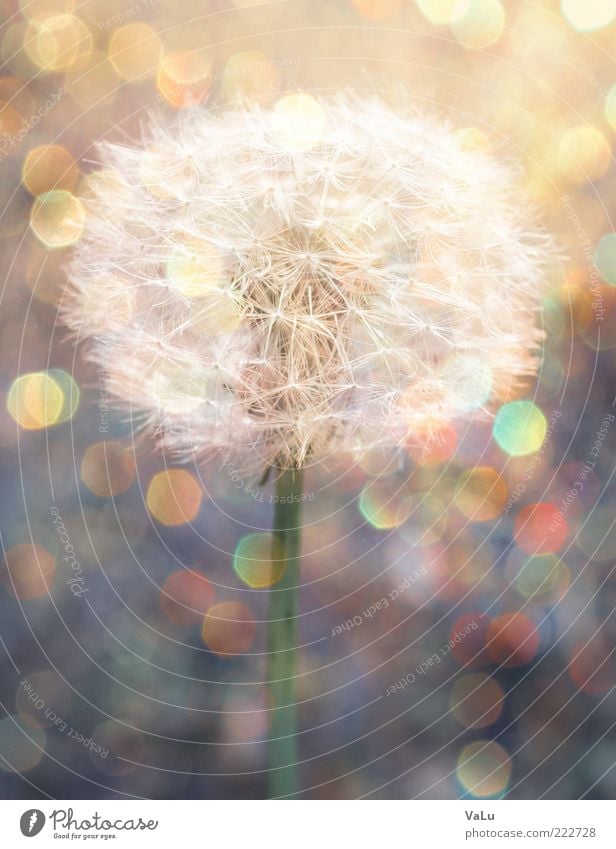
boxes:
[19,810,45,837]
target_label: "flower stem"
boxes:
[267,464,303,799]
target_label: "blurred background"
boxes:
[1,0,616,800]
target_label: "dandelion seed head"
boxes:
[65,96,553,469]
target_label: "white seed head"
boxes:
[65,95,553,469]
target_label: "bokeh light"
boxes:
[233,533,286,589]
[47,369,80,423]
[222,51,279,102]
[30,190,85,248]
[2,543,55,599]
[450,673,504,728]
[0,716,45,773]
[579,286,616,350]
[451,0,505,49]
[514,502,568,554]
[16,670,71,726]
[90,721,144,775]
[569,639,615,695]
[19,0,76,21]
[399,491,447,546]
[66,52,120,110]
[542,284,594,340]
[146,469,203,526]
[1,24,38,81]
[161,569,215,625]
[454,466,508,522]
[605,84,616,131]
[444,538,494,586]
[457,740,512,797]
[557,126,611,185]
[406,420,458,466]
[455,125,492,153]
[487,612,539,668]
[561,0,616,31]
[507,552,570,603]
[81,441,136,497]
[0,100,24,144]
[492,400,547,457]
[576,506,616,561]
[595,234,616,285]
[24,14,92,73]
[8,371,65,429]
[157,50,212,108]
[351,0,404,18]
[417,0,471,25]
[359,478,413,529]
[108,23,161,81]
[22,145,79,196]
[202,602,256,656]
[451,613,492,668]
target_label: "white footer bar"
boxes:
[0,800,613,848]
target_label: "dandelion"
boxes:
[64,94,553,797]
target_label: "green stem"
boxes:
[267,465,303,799]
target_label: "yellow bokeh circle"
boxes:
[25,14,92,72]
[418,0,470,25]
[558,126,611,185]
[202,601,256,656]
[454,466,508,522]
[146,469,202,526]
[233,533,286,588]
[108,23,161,81]
[30,190,85,248]
[22,145,79,196]
[7,371,64,429]
[561,0,616,31]
[457,740,512,797]
[451,0,505,49]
